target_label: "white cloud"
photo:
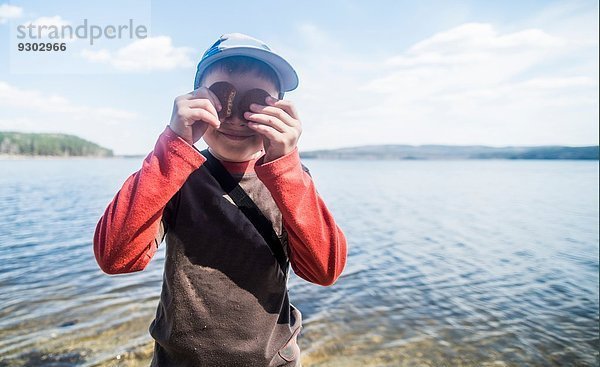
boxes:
[0,81,137,120]
[525,0,599,42]
[0,81,148,154]
[0,3,22,23]
[369,23,569,96]
[406,23,564,53]
[80,36,195,71]
[283,20,598,150]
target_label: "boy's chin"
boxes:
[205,137,264,162]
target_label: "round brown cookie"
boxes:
[208,82,236,120]
[238,89,272,121]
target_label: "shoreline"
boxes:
[0,154,140,160]
[1,154,598,161]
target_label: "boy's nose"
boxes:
[222,113,248,127]
[222,103,249,127]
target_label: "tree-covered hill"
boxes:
[299,145,599,160]
[0,131,113,157]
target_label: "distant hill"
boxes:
[0,131,112,157]
[299,145,599,160]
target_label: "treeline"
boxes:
[472,146,599,160]
[300,145,599,160]
[0,131,113,157]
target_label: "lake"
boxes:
[0,158,598,366]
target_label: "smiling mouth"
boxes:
[218,131,254,141]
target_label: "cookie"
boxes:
[238,89,272,121]
[208,82,236,120]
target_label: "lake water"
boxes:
[0,158,598,367]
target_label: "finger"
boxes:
[244,112,288,133]
[192,87,222,113]
[186,98,220,121]
[249,104,297,128]
[179,91,196,100]
[175,89,221,117]
[266,97,299,120]
[203,87,223,113]
[246,121,282,141]
[187,108,220,128]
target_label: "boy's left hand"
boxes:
[244,96,302,163]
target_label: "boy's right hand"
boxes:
[169,87,222,145]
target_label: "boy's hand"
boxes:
[169,87,222,145]
[244,96,302,163]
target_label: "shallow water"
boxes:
[0,158,598,366]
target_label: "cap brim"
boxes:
[195,47,299,92]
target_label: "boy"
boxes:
[93,33,347,367]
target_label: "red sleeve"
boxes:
[93,125,206,274]
[255,147,348,286]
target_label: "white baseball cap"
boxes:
[194,33,299,97]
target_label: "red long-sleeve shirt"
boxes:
[93,125,347,286]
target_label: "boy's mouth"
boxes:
[218,130,254,141]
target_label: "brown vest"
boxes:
[148,162,302,366]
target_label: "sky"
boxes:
[0,0,598,155]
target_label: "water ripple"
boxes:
[0,159,598,366]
